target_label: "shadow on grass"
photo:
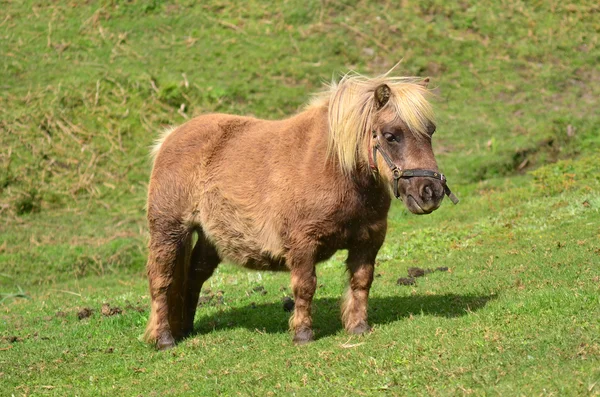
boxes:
[192,293,496,340]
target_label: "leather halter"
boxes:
[368,130,459,204]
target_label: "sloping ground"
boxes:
[1,0,598,216]
[1,0,599,395]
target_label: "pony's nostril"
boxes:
[423,185,432,199]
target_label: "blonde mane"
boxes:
[309,70,434,173]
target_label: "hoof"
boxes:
[293,328,314,345]
[349,322,372,335]
[156,333,176,350]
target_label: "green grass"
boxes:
[1,0,599,395]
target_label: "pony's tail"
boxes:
[150,126,177,162]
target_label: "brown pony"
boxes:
[143,70,457,349]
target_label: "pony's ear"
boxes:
[374,84,391,110]
[418,77,430,88]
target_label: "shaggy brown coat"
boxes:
[144,73,446,349]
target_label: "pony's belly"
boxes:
[211,236,289,272]
[198,214,288,271]
[240,254,289,272]
[194,186,289,270]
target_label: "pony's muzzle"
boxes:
[406,178,445,214]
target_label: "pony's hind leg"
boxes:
[182,230,221,336]
[144,223,192,350]
[341,246,378,334]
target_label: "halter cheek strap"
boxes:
[369,131,459,204]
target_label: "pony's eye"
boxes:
[383,132,397,143]
[428,124,436,135]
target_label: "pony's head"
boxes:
[323,71,451,214]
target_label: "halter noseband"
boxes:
[368,130,459,204]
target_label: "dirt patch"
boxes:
[101,303,122,316]
[407,266,449,278]
[396,277,416,286]
[197,293,214,306]
[282,296,295,312]
[124,303,146,313]
[407,267,428,277]
[77,307,93,320]
[197,290,225,307]
[398,267,449,286]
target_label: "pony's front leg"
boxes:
[342,247,378,334]
[289,258,317,345]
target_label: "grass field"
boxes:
[1,0,599,395]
